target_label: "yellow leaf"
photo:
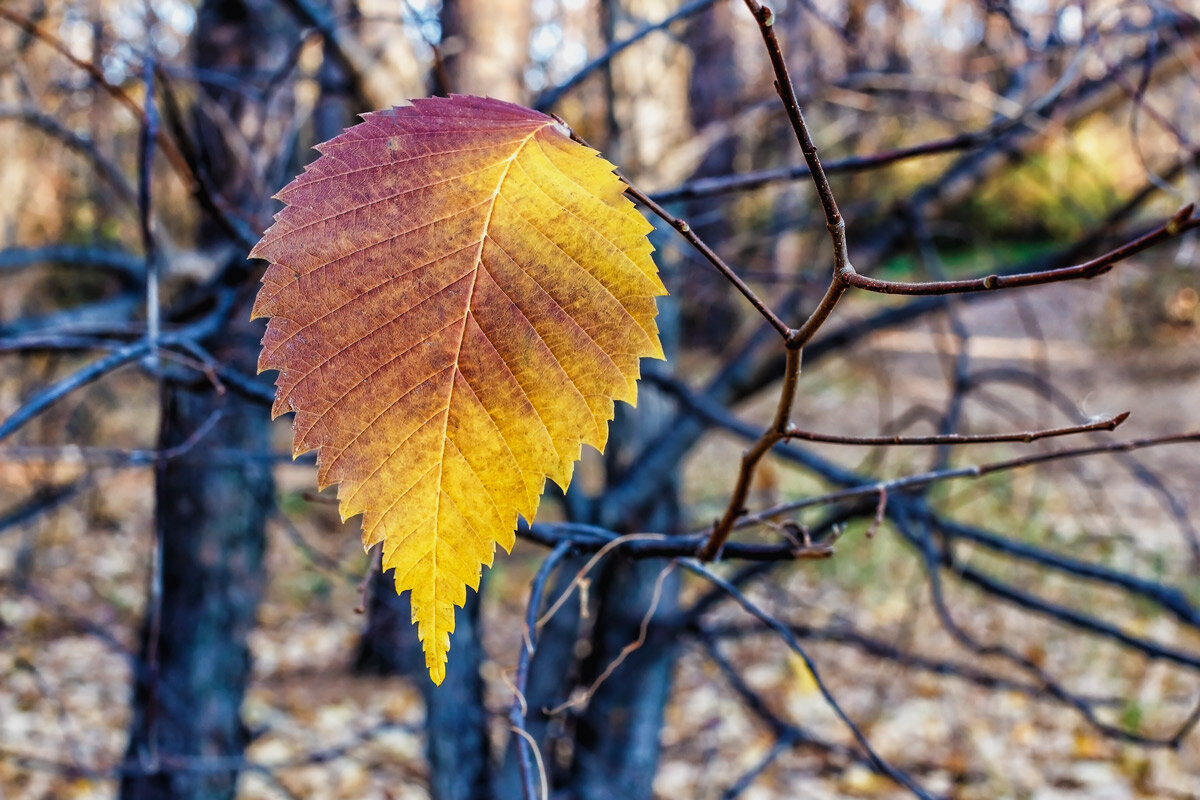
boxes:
[787,651,820,696]
[1073,730,1110,760]
[251,96,665,683]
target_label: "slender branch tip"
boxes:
[1166,203,1195,236]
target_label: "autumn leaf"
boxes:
[251,95,665,684]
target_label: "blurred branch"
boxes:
[535,0,720,112]
[650,131,987,204]
[154,69,263,253]
[139,59,161,375]
[0,8,194,184]
[0,106,135,202]
[701,619,1128,707]
[0,296,143,339]
[0,479,88,537]
[0,341,150,443]
[509,540,573,800]
[0,291,237,442]
[698,635,887,798]
[895,507,1200,744]
[275,0,371,110]
[0,245,143,286]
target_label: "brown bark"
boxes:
[440,0,532,101]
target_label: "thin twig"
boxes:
[545,560,677,715]
[682,561,940,800]
[700,0,862,559]
[840,205,1198,296]
[784,412,1131,446]
[589,150,792,339]
[0,106,136,202]
[647,371,1129,445]
[536,533,666,630]
[733,429,1200,533]
[510,542,573,800]
[699,347,801,560]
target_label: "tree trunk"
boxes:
[679,1,741,352]
[565,382,683,800]
[440,0,531,101]
[120,341,273,800]
[121,2,295,798]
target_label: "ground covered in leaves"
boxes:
[2,271,1200,799]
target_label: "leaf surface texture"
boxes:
[251,96,664,683]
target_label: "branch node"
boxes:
[1166,203,1195,236]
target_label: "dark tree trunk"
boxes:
[567,539,682,800]
[424,589,491,800]
[354,574,424,675]
[566,400,683,800]
[354,572,490,800]
[121,2,296,798]
[680,1,741,352]
[120,342,273,800]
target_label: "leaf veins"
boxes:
[251,95,665,683]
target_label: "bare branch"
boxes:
[0,107,135,202]
[510,541,573,800]
[681,560,941,800]
[842,205,1199,296]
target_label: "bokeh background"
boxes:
[1,0,1199,798]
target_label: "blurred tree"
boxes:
[120,2,296,798]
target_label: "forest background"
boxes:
[1,0,1200,798]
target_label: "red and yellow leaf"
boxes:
[251,95,665,684]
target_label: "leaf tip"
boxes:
[428,662,446,686]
